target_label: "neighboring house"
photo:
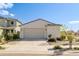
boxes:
[20,19,62,40]
[0,16,22,36]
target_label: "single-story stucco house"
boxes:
[20,19,62,40]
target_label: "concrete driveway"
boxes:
[0,40,51,56]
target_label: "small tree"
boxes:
[67,32,74,49]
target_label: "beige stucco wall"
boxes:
[15,22,21,32]
[16,21,21,27]
[47,26,61,38]
[0,29,3,36]
[20,20,61,39]
[21,20,50,28]
[20,20,49,39]
[20,28,24,38]
[0,19,6,27]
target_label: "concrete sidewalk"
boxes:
[0,51,49,56]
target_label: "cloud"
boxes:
[0,3,14,9]
[0,3,14,17]
[10,13,14,16]
[68,20,79,24]
[67,20,79,31]
[0,10,14,17]
[0,10,9,15]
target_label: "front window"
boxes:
[11,21,14,25]
[11,29,13,33]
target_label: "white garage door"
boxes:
[23,28,46,39]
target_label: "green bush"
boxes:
[3,32,20,41]
[3,33,11,41]
[4,34,13,41]
[13,34,19,40]
[53,45,63,50]
[13,32,20,40]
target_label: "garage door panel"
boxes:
[23,28,46,39]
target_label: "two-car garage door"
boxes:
[22,28,46,39]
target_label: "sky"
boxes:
[0,3,79,31]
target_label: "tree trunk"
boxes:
[69,40,72,49]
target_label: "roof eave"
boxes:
[47,24,62,26]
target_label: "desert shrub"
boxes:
[47,38,56,42]
[56,37,62,41]
[53,45,63,50]
[60,35,66,40]
[48,34,52,39]
[47,34,56,42]
[74,47,79,50]
[0,46,5,49]
[0,35,3,42]
[76,39,79,42]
